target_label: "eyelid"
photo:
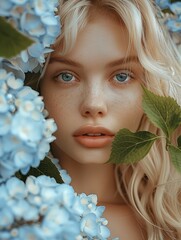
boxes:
[116,69,134,75]
[112,68,134,75]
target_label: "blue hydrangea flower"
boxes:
[71,193,111,239]
[155,0,181,54]
[80,213,99,238]
[0,68,57,181]
[164,2,181,33]
[156,0,181,33]
[0,59,25,80]
[0,176,110,240]
[155,0,170,9]
[0,0,61,73]
[166,18,181,32]
[169,2,181,16]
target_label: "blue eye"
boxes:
[58,72,75,82]
[113,73,132,83]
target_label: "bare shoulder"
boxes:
[102,203,144,240]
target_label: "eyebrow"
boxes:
[49,57,82,67]
[49,56,139,68]
[107,56,139,67]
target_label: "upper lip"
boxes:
[73,126,115,136]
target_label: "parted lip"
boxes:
[73,126,115,137]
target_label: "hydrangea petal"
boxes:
[0,93,8,112]
[6,177,27,199]
[0,113,12,135]
[170,2,181,16]
[155,0,170,9]
[80,213,99,237]
[166,18,181,32]
[11,0,28,5]
[0,208,14,227]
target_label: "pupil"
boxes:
[62,73,72,81]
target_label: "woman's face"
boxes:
[41,13,144,164]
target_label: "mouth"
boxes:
[73,126,114,148]
[82,133,106,136]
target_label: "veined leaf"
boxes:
[15,157,63,184]
[168,144,181,173]
[0,17,34,58]
[142,86,181,138]
[109,128,158,164]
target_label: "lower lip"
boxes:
[73,135,114,148]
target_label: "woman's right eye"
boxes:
[55,72,76,83]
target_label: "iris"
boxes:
[115,73,130,82]
[61,73,74,82]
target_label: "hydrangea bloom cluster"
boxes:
[0,64,57,182]
[156,0,181,32]
[0,175,110,240]
[156,0,181,52]
[0,61,111,238]
[0,1,113,238]
[0,0,61,73]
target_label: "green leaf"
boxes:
[168,144,181,173]
[109,128,158,164]
[25,71,41,89]
[177,135,181,148]
[15,157,63,184]
[142,86,181,138]
[0,17,34,58]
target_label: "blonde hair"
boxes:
[56,0,181,239]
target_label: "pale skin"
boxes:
[41,11,144,239]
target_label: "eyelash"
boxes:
[54,70,134,85]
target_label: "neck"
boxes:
[52,147,124,205]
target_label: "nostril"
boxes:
[81,104,107,118]
[84,110,103,116]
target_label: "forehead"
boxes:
[53,11,136,64]
[55,5,138,53]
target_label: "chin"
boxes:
[51,142,111,165]
[72,150,110,165]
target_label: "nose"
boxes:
[80,83,107,118]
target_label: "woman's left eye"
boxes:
[113,72,133,83]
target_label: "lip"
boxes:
[73,126,115,148]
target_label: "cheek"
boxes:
[111,85,142,107]
[42,87,70,115]
[111,87,143,131]
[42,91,77,133]
[126,95,143,130]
